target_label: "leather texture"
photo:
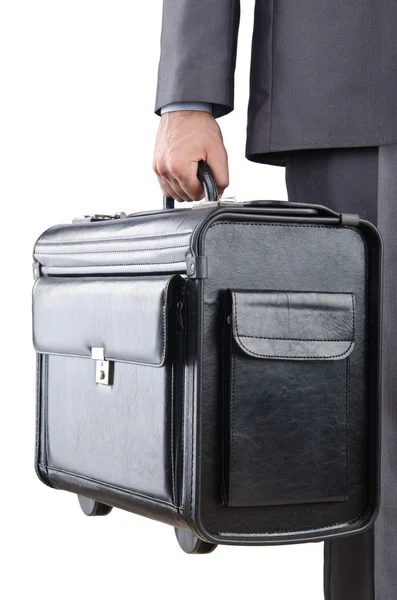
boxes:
[44,354,175,503]
[33,201,382,544]
[229,290,355,361]
[33,207,211,276]
[34,272,186,526]
[33,276,177,366]
[224,290,352,507]
[193,213,381,544]
[32,201,344,277]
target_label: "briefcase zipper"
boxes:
[221,311,233,505]
[176,301,184,335]
[173,293,186,508]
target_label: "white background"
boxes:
[0,2,323,598]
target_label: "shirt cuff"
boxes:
[161,102,213,115]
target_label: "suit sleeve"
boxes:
[155,0,241,118]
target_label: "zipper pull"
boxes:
[72,212,126,224]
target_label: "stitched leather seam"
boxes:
[236,336,354,360]
[216,503,373,536]
[36,350,166,368]
[35,244,189,256]
[35,355,40,467]
[344,357,349,500]
[170,362,176,505]
[237,335,353,342]
[232,289,355,359]
[44,260,186,269]
[41,464,178,510]
[189,284,197,528]
[351,293,356,349]
[36,231,192,246]
[44,355,50,467]
[229,345,236,506]
[209,222,355,232]
[42,261,185,269]
[160,278,171,366]
[217,463,375,536]
[343,295,355,499]
[35,354,51,485]
[179,296,187,510]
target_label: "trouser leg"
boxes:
[285,146,397,599]
[373,145,397,600]
[285,148,378,222]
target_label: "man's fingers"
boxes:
[155,159,192,202]
[175,161,206,201]
[163,174,192,202]
[157,176,182,202]
[158,159,204,201]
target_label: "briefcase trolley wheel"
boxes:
[77,494,113,517]
[174,527,217,554]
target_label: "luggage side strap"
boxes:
[186,256,208,279]
[340,213,360,226]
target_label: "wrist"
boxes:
[162,110,214,118]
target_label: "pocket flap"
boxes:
[228,290,355,361]
[33,275,182,367]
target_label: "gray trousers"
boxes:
[285,146,397,600]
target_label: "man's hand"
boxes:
[153,111,229,202]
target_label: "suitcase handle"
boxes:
[162,163,358,225]
[163,160,218,209]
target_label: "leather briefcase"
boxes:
[32,162,382,554]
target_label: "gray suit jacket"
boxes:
[155,0,397,165]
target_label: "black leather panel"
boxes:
[33,276,178,366]
[195,219,377,543]
[42,465,183,528]
[223,291,350,506]
[44,354,176,504]
[34,236,192,268]
[33,207,211,275]
[35,274,186,518]
[229,290,355,360]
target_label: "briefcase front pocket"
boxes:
[222,290,355,508]
[33,274,186,508]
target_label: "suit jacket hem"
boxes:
[246,136,397,167]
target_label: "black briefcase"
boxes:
[32,162,382,553]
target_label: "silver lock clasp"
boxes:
[91,347,113,386]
